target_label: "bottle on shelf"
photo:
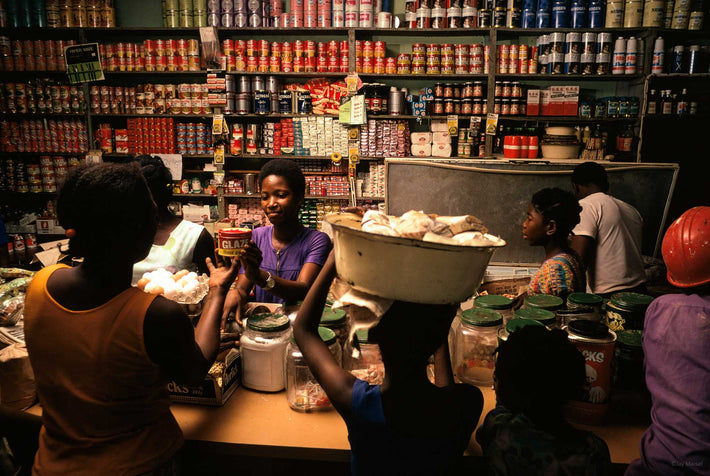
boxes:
[646,89,658,115]
[616,125,635,157]
[676,88,689,115]
[651,36,665,75]
[661,90,674,115]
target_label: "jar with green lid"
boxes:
[497,317,545,345]
[344,328,384,385]
[474,294,514,324]
[320,307,349,350]
[514,307,557,328]
[566,292,604,322]
[524,293,564,312]
[605,292,654,331]
[285,327,342,412]
[241,312,291,392]
[613,329,645,390]
[453,308,503,386]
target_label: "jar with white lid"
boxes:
[240,312,291,392]
[285,326,342,412]
[344,329,385,385]
[453,308,502,386]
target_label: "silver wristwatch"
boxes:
[263,271,276,290]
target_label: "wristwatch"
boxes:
[263,271,276,290]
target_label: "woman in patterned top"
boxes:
[523,187,585,298]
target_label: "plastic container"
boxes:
[453,308,502,386]
[319,307,349,350]
[344,329,385,385]
[240,313,291,392]
[514,307,557,328]
[217,227,252,257]
[565,320,617,425]
[605,292,654,331]
[474,294,514,324]
[285,327,342,412]
[613,329,645,390]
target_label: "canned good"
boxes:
[605,292,654,331]
[218,227,252,256]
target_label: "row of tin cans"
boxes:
[225,90,314,115]
[102,39,201,58]
[223,39,348,59]
[176,122,212,155]
[125,118,177,155]
[0,119,88,154]
[1,155,80,194]
[1,81,85,115]
[0,37,75,72]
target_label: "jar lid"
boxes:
[320,307,346,326]
[505,317,545,333]
[218,227,252,238]
[289,326,337,346]
[474,294,513,310]
[616,329,643,348]
[514,307,556,325]
[355,328,370,343]
[610,292,654,311]
[246,312,290,332]
[524,293,564,310]
[461,308,503,327]
[567,292,603,306]
[567,319,612,340]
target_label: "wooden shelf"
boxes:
[0,112,86,118]
[496,73,646,81]
[224,193,351,199]
[358,73,488,79]
[496,27,648,35]
[102,70,208,76]
[92,113,212,118]
[354,27,490,36]
[172,193,217,198]
[648,73,710,79]
[499,116,639,123]
[225,71,345,77]
[0,151,86,156]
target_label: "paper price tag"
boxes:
[212,114,224,136]
[486,113,499,135]
[65,43,103,83]
[214,144,225,165]
[447,115,459,135]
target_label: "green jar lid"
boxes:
[524,293,564,310]
[610,293,654,311]
[355,328,370,343]
[461,308,503,327]
[290,326,337,345]
[320,307,347,326]
[505,317,545,333]
[567,292,603,306]
[247,313,290,332]
[474,295,514,310]
[616,329,643,348]
[514,307,556,325]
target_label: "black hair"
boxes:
[369,301,457,366]
[494,326,585,421]
[57,162,157,263]
[571,161,609,192]
[136,154,173,211]
[531,187,582,239]
[259,159,306,200]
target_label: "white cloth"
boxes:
[132,220,206,285]
[572,192,646,294]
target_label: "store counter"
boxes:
[167,384,649,465]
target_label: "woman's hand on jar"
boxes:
[239,241,263,284]
[206,256,240,293]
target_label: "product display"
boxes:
[0,37,73,72]
[1,80,85,115]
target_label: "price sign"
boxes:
[64,43,104,83]
[485,113,499,135]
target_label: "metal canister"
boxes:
[251,75,265,92]
[388,87,405,115]
[254,90,270,114]
[266,75,282,93]
[605,292,654,331]
[297,91,312,114]
[235,92,251,114]
[278,91,293,113]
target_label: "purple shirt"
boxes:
[240,225,331,304]
[625,293,710,476]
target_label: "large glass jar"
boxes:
[240,312,291,392]
[285,326,342,412]
[524,293,564,312]
[453,308,502,386]
[566,292,604,321]
[497,317,545,345]
[514,307,557,328]
[344,329,385,385]
[319,307,349,350]
[474,294,514,324]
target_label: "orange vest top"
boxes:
[24,265,183,476]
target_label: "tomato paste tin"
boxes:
[565,320,617,425]
[218,227,252,256]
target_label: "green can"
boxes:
[605,292,654,331]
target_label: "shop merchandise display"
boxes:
[240,312,291,392]
[88,83,211,116]
[0,0,116,28]
[344,328,385,385]
[0,37,74,72]
[356,41,488,75]
[0,268,34,327]
[1,80,85,115]
[1,155,81,194]
[99,39,202,72]
[453,308,502,385]
[0,119,88,153]
[221,39,349,73]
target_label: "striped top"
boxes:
[528,251,586,298]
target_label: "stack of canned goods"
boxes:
[99,38,202,73]
[538,32,615,76]
[162,0,209,27]
[430,80,488,116]
[1,81,85,115]
[405,0,483,28]
[125,117,177,155]
[0,0,115,28]
[176,123,212,155]
[5,233,39,266]
[89,83,211,115]
[305,175,350,197]
[0,119,88,153]
[492,80,525,116]
[0,155,81,193]
[360,119,411,158]
[580,95,640,118]
[358,41,488,75]
[221,39,348,74]
[0,37,74,72]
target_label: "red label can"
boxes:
[218,228,252,256]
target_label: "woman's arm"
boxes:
[192,228,217,276]
[145,257,240,385]
[433,341,455,387]
[293,252,356,419]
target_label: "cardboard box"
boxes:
[549,86,566,116]
[540,89,551,116]
[166,348,241,406]
[478,277,531,298]
[526,89,540,116]
[564,85,580,116]
[35,218,65,235]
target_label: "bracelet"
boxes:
[229,282,238,290]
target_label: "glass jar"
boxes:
[240,312,291,392]
[344,329,385,385]
[453,308,502,386]
[567,292,603,321]
[605,292,654,332]
[613,329,645,390]
[514,307,557,328]
[524,293,564,312]
[320,307,349,350]
[285,326,342,412]
[474,294,514,324]
[497,316,545,344]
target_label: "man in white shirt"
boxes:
[570,162,647,297]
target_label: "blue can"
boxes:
[551,0,570,27]
[297,92,312,114]
[254,90,270,114]
[522,8,537,26]
[587,0,603,27]
[536,0,551,26]
[278,91,292,114]
[570,0,586,27]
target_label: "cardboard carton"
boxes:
[166,348,241,406]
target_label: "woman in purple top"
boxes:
[225,159,331,319]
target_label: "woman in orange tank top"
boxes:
[23,163,239,476]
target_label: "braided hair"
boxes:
[136,154,173,211]
[531,187,583,240]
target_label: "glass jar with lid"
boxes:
[453,308,503,386]
[613,329,645,391]
[497,316,545,345]
[524,293,564,312]
[320,307,349,350]
[566,292,603,321]
[285,326,342,412]
[474,294,514,324]
[605,292,654,332]
[240,312,291,392]
[344,329,385,385]
[514,307,557,328]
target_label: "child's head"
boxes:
[523,187,582,246]
[136,154,173,212]
[494,326,585,418]
[368,301,458,368]
[57,162,157,265]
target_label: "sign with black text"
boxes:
[64,43,104,83]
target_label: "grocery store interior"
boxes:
[1,0,709,474]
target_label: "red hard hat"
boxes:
[662,206,710,288]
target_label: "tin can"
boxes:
[218,228,252,256]
[605,292,654,331]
